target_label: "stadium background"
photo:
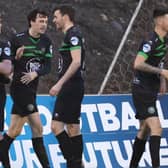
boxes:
[0,0,167,94]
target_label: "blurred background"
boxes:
[0,0,167,94]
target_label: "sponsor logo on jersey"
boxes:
[26,58,42,72]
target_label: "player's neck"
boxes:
[29,28,40,38]
[63,22,74,33]
[154,26,167,38]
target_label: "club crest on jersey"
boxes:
[142,43,151,53]
[70,36,79,46]
[26,58,42,72]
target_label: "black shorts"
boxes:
[52,79,84,124]
[0,84,6,131]
[132,84,158,120]
[10,84,38,117]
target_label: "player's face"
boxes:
[31,14,48,34]
[163,14,168,32]
[53,10,64,31]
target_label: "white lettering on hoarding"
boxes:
[4,100,168,134]
[93,141,113,168]
[2,96,168,168]
[7,138,168,168]
[81,104,98,132]
[97,103,120,131]
[38,105,52,135]
[122,102,139,130]
[156,100,168,128]
[48,144,65,168]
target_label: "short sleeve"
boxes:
[0,41,11,60]
[137,40,153,59]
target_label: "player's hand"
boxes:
[15,45,25,60]
[20,71,38,84]
[49,82,62,96]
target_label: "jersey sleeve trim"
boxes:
[70,46,81,51]
[138,51,148,59]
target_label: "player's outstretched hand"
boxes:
[15,45,25,60]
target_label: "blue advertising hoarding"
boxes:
[2,94,168,168]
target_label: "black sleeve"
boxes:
[9,34,19,63]
[0,74,10,84]
[0,41,11,84]
[1,41,11,60]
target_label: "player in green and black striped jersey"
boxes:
[50,5,85,168]
[130,7,168,168]
[0,9,52,168]
[133,31,168,91]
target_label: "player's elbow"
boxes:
[74,60,81,68]
[3,61,12,75]
[133,61,141,70]
[133,62,138,70]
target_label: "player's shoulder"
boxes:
[0,40,10,49]
[11,31,27,42]
[143,31,159,44]
[68,26,82,37]
[15,31,26,38]
[0,40,6,47]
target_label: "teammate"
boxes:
[130,7,168,168]
[0,9,52,168]
[0,15,12,138]
[49,5,85,168]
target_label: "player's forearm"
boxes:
[134,62,162,74]
[58,61,81,85]
[0,61,12,75]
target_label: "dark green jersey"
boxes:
[10,31,53,87]
[133,31,168,91]
[58,26,85,80]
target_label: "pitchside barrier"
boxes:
[1,94,168,168]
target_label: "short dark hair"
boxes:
[153,7,168,18]
[53,5,75,22]
[27,8,48,27]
